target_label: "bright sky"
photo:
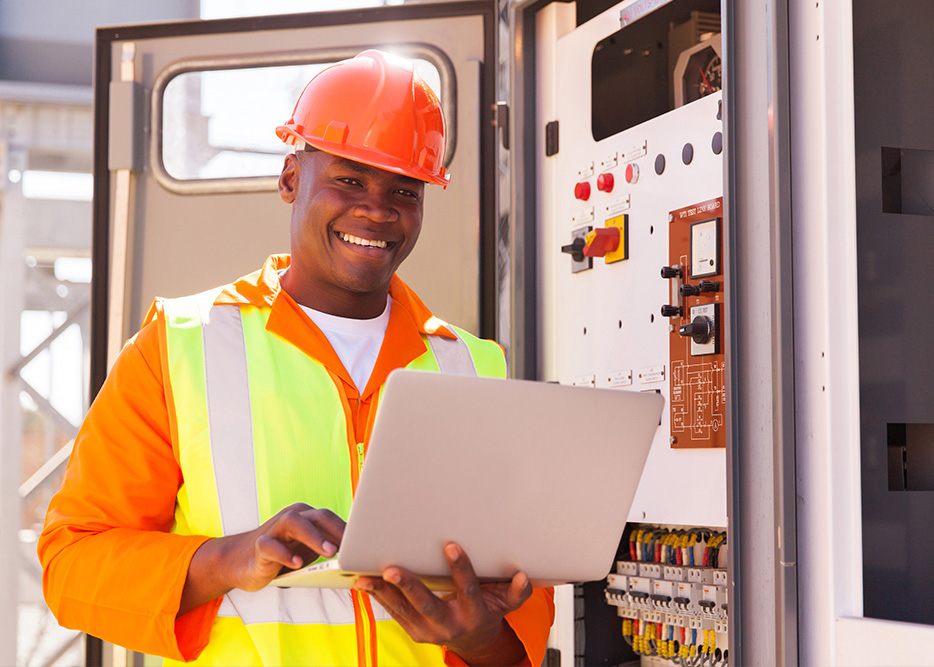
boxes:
[201,0,399,19]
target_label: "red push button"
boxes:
[582,227,621,257]
[625,163,640,184]
[596,172,615,193]
[574,181,591,201]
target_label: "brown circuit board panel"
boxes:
[666,197,725,448]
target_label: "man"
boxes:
[38,50,554,666]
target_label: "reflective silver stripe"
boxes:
[217,587,391,625]
[202,304,394,628]
[426,331,477,376]
[218,587,394,624]
[201,303,260,536]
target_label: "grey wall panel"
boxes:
[854,0,934,625]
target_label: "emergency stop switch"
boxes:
[574,181,591,201]
[582,227,620,258]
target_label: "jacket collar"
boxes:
[214,254,456,340]
[213,255,456,399]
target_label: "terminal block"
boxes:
[638,563,662,578]
[617,561,639,577]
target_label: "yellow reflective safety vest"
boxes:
[161,288,506,667]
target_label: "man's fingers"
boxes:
[255,534,303,569]
[299,507,346,544]
[504,571,533,610]
[355,575,430,639]
[383,567,448,621]
[271,510,338,558]
[444,543,484,614]
[357,578,427,643]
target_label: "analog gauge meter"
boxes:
[683,47,721,103]
[673,34,723,108]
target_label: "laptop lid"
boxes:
[328,369,664,586]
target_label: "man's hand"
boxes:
[353,542,533,666]
[179,503,345,616]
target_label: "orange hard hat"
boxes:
[276,50,450,187]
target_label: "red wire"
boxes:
[698,64,713,93]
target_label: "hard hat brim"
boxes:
[276,126,451,189]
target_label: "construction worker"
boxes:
[38,50,555,666]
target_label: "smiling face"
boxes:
[278,150,425,318]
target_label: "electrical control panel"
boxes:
[540,0,727,528]
[536,1,728,663]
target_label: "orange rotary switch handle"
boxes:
[582,227,621,257]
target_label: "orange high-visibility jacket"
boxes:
[39,255,555,664]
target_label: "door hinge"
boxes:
[493,101,509,150]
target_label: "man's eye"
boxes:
[397,189,419,199]
[338,177,361,186]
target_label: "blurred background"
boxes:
[0,2,414,665]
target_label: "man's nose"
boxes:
[353,191,399,223]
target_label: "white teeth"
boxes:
[340,233,387,249]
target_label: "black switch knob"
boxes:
[698,280,721,293]
[561,237,586,262]
[661,305,682,318]
[679,316,713,344]
[660,265,682,279]
[680,284,701,297]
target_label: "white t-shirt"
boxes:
[298,296,392,393]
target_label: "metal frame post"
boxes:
[724,0,798,663]
[0,144,28,667]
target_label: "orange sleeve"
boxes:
[442,587,556,667]
[37,316,220,661]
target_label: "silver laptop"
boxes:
[271,369,664,591]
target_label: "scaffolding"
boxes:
[1,81,93,667]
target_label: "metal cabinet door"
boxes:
[93,2,497,387]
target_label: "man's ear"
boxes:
[278,153,298,204]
